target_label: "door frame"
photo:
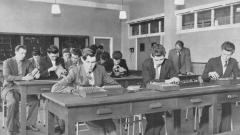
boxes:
[93,36,113,56]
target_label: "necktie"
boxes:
[178,51,181,72]
[224,61,228,67]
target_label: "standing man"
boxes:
[39,45,66,79]
[1,45,40,135]
[168,40,192,75]
[51,48,118,135]
[199,41,240,135]
[142,44,179,135]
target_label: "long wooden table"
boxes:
[14,80,58,135]
[42,84,240,135]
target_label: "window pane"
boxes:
[150,20,159,33]
[160,18,164,32]
[233,4,240,24]
[197,10,211,28]
[141,22,149,34]
[182,13,194,30]
[214,6,230,25]
[130,24,139,36]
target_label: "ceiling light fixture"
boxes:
[175,0,185,5]
[51,0,61,15]
[119,0,127,20]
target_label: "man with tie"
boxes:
[168,40,192,75]
[142,44,179,135]
[51,48,118,135]
[1,45,40,135]
[29,48,41,69]
[199,41,240,135]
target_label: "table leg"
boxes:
[209,104,218,134]
[64,115,76,135]
[20,87,27,135]
[166,110,181,135]
[46,110,54,135]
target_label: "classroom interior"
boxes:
[1,0,240,135]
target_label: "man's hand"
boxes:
[34,71,40,79]
[208,72,219,80]
[119,67,126,73]
[48,66,58,72]
[186,72,194,75]
[22,74,34,81]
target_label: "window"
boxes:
[233,4,240,24]
[197,10,211,28]
[141,22,149,34]
[182,13,194,30]
[150,20,159,33]
[130,23,139,36]
[160,18,164,32]
[214,6,230,26]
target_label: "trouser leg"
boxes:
[27,95,39,127]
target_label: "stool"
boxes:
[123,115,144,135]
[75,122,88,135]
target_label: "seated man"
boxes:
[62,48,72,71]
[39,45,66,79]
[168,40,192,75]
[51,48,118,135]
[1,45,40,135]
[142,44,179,135]
[29,48,41,69]
[112,51,129,77]
[68,48,82,70]
[199,41,239,135]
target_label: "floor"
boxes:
[1,103,240,135]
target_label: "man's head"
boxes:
[62,48,71,61]
[112,51,122,65]
[151,44,166,67]
[70,48,82,64]
[15,45,27,61]
[82,48,96,72]
[100,52,111,64]
[175,40,184,51]
[221,41,235,62]
[32,48,41,62]
[47,45,59,61]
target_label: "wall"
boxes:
[0,0,121,51]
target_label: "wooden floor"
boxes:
[1,104,240,135]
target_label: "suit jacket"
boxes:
[39,56,65,79]
[202,56,240,82]
[1,57,34,99]
[29,57,40,69]
[51,64,118,93]
[142,58,178,87]
[168,47,192,74]
[112,59,129,77]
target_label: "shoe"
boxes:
[26,125,40,132]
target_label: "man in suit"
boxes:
[112,50,129,77]
[68,48,82,70]
[168,40,192,75]
[29,48,41,69]
[51,48,118,135]
[199,41,240,135]
[39,45,66,79]
[142,44,179,135]
[1,45,40,135]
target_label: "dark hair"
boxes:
[98,44,104,50]
[175,40,184,48]
[100,52,111,61]
[47,45,59,54]
[70,48,82,57]
[82,48,95,60]
[112,51,122,60]
[32,48,41,56]
[152,44,166,57]
[62,48,70,54]
[89,44,98,54]
[221,41,235,53]
[15,45,27,52]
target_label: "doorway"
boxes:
[137,36,161,70]
[93,36,113,55]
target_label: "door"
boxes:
[137,36,161,70]
[93,37,113,54]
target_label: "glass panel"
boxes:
[150,20,159,33]
[197,10,211,28]
[141,22,149,34]
[233,4,240,24]
[160,18,164,32]
[182,13,194,30]
[214,6,230,26]
[130,23,139,36]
